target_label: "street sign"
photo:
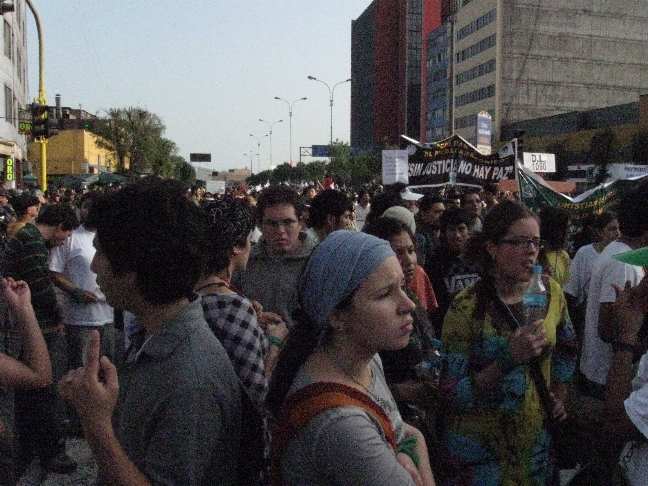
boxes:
[5,158,13,181]
[190,153,211,162]
[523,152,556,172]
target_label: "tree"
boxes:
[589,127,618,184]
[89,107,166,174]
[631,130,648,164]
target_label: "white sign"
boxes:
[624,164,648,178]
[205,180,226,194]
[382,150,409,185]
[523,153,556,173]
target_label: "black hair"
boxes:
[364,216,415,246]
[201,198,254,275]
[363,191,405,230]
[10,193,40,216]
[92,176,206,305]
[439,207,473,232]
[538,206,571,250]
[460,188,482,206]
[256,185,303,226]
[591,211,617,230]
[616,179,648,238]
[418,194,445,212]
[308,190,353,230]
[36,202,79,231]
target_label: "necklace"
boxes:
[195,279,229,293]
[497,291,523,329]
[323,350,385,406]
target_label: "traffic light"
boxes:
[0,2,15,15]
[31,103,59,139]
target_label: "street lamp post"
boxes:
[259,119,282,169]
[249,133,268,173]
[307,76,351,145]
[26,0,49,190]
[244,152,254,176]
[274,97,306,164]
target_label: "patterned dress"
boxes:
[440,277,577,486]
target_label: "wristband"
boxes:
[269,336,285,348]
[612,341,638,354]
[72,287,84,303]
[495,345,519,374]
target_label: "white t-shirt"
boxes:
[49,225,113,327]
[579,241,644,385]
[355,203,370,231]
[563,243,600,305]
[620,351,648,485]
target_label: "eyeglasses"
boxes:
[499,238,543,250]
[262,218,299,230]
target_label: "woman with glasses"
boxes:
[438,201,577,486]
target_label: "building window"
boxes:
[456,10,497,41]
[456,34,496,63]
[456,58,496,85]
[4,20,11,60]
[455,84,495,107]
[4,86,13,124]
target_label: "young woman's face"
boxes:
[488,217,540,283]
[335,256,416,354]
[389,231,417,284]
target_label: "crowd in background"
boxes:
[0,174,645,485]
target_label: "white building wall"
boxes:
[0,1,28,165]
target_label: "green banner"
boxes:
[518,164,648,251]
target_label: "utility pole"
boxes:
[26,0,49,190]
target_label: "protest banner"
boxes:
[405,134,516,187]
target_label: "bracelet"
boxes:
[397,435,421,468]
[71,287,84,303]
[612,341,638,354]
[495,345,519,374]
[269,336,285,348]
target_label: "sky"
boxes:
[26,1,371,172]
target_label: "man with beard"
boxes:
[1,203,79,474]
[426,207,481,337]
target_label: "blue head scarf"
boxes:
[299,230,395,330]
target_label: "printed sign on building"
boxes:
[476,111,492,155]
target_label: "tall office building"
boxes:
[427,0,648,147]
[0,2,28,187]
[351,0,425,148]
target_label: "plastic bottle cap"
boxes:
[532,265,543,274]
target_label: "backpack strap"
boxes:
[270,382,397,486]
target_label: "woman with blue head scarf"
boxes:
[267,230,436,486]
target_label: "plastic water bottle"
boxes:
[523,265,547,326]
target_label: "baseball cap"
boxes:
[400,188,423,201]
[613,246,648,267]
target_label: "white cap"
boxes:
[400,188,423,201]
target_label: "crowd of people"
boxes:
[0,175,645,485]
